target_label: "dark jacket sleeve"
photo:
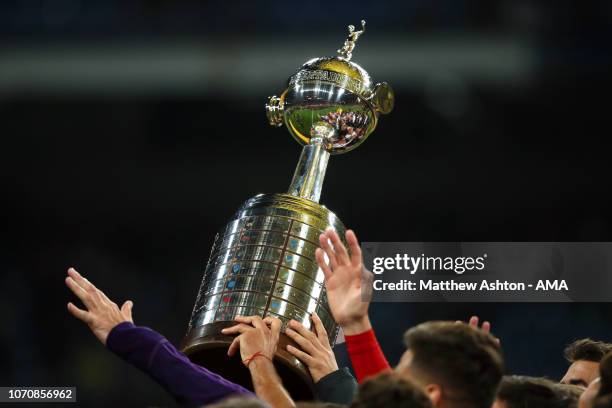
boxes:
[313,367,358,405]
[106,322,254,407]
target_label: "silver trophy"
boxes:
[181,20,394,399]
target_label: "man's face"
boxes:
[561,360,600,387]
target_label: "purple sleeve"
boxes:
[106,322,254,406]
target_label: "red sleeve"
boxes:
[344,329,392,383]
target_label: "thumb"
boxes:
[121,300,134,322]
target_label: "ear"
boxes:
[424,383,442,407]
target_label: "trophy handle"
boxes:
[370,82,395,115]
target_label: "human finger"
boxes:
[482,321,491,333]
[286,345,314,365]
[65,276,96,309]
[326,229,349,265]
[319,234,338,270]
[234,315,265,329]
[67,268,109,306]
[67,268,98,295]
[227,336,241,357]
[311,313,330,346]
[67,302,92,323]
[221,324,254,335]
[285,328,316,354]
[346,230,362,268]
[288,319,316,342]
[264,316,282,337]
[315,248,333,281]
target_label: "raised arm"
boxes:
[222,315,295,408]
[64,267,252,405]
[315,229,391,382]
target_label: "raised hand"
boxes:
[316,229,371,335]
[64,267,133,345]
[459,315,500,345]
[285,313,339,383]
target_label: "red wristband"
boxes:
[242,351,272,367]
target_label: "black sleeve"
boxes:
[313,367,358,405]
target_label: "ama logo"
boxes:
[535,280,568,290]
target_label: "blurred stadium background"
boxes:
[2,0,612,406]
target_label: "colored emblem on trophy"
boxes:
[181,20,394,399]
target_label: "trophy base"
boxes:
[182,193,346,401]
[181,321,315,401]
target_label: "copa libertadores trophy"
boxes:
[181,20,394,399]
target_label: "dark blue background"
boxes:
[2,0,612,406]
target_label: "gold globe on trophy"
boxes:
[181,20,394,399]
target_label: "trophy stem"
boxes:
[288,139,330,203]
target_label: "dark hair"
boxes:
[296,403,346,408]
[403,321,504,408]
[594,352,612,408]
[497,376,578,408]
[351,372,433,408]
[564,339,612,363]
[599,352,612,395]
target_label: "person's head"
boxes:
[589,352,612,408]
[562,339,612,387]
[598,352,612,396]
[556,383,586,407]
[578,352,612,408]
[395,321,504,408]
[493,375,578,408]
[350,372,433,408]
